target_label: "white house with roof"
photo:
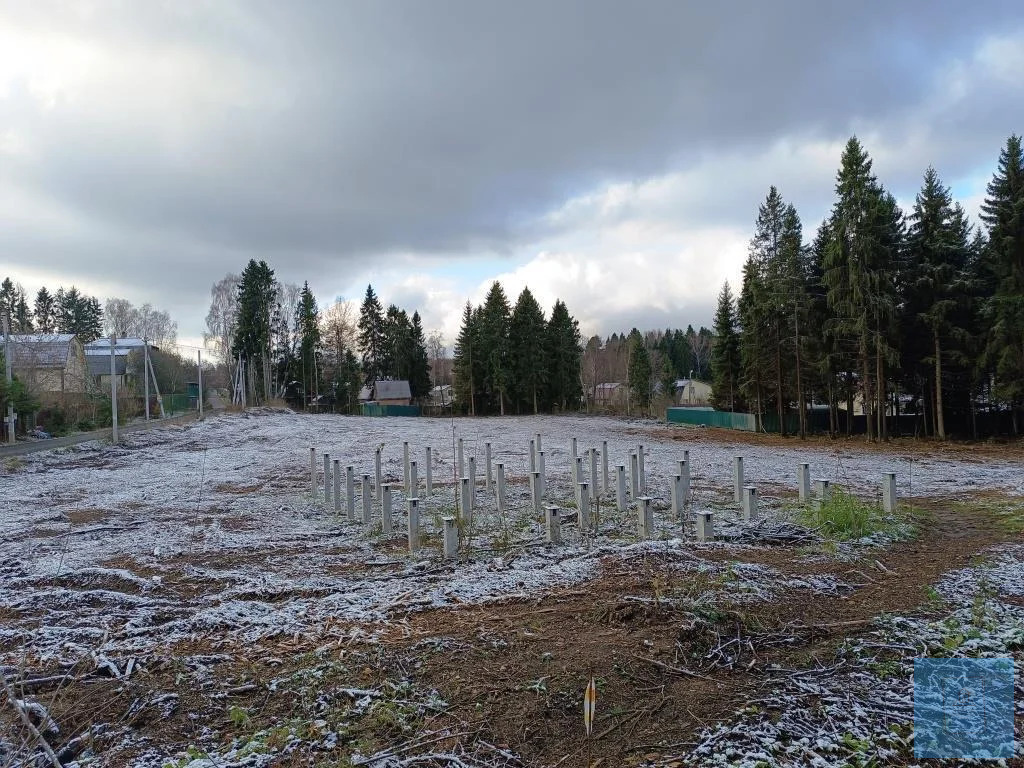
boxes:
[83,338,157,389]
[358,379,413,406]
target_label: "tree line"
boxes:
[0,279,104,341]
[451,282,583,415]
[210,261,434,410]
[710,134,1024,439]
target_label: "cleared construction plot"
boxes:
[2,410,1023,767]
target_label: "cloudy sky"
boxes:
[2,1,1022,352]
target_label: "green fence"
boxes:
[360,404,421,417]
[666,407,757,431]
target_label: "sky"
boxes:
[1,1,1023,354]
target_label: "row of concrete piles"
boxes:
[308,439,903,556]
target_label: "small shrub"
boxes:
[798,487,892,541]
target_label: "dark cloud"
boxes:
[1,1,1022,337]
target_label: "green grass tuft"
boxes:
[798,487,903,541]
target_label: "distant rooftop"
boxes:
[6,334,75,369]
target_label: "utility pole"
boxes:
[197,349,204,419]
[143,337,150,421]
[110,335,119,444]
[3,316,14,444]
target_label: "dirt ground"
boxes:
[3,412,1024,767]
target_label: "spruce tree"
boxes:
[545,300,583,411]
[980,135,1024,429]
[34,287,55,333]
[452,302,478,415]
[356,285,386,385]
[382,305,411,380]
[508,288,548,414]
[231,260,277,401]
[408,311,432,399]
[626,329,652,415]
[13,292,33,333]
[295,282,321,406]
[710,281,741,411]
[479,282,511,414]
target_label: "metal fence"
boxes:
[666,407,757,430]
[360,404,422,417]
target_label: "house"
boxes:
[594,382,627,407]
[83,338,156,389]
[359,379,413,406]
[7,334,89,399]
[427,384,453,407]
[674,378,712,406]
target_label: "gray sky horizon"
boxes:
[2,1,1022,353]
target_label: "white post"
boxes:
[408,498,420,552]
[671,474,684,521]
[197,350,204,419]
[545,505,561,544]
[678,459,690,505]
[637,444,645,494]
[310,447,317,498]
[346,465,355,520]
[537,450,546,498]
[589,449,599,500]
[579,481,591,529]
[602,440,609,493]
[460,478,472,527]
[375,446,384,505]
[798,463,811,503]
[733,456,744,504]
[143,337,150,422]
[403,441,411,492]
[361,474,372,524]
[468,457,476,510]
[109,335,119,443]
[571,437,578,459]
[333,459,341,513]
[323,453,332,507]
[637,496,653,539]
[531,470,543,517]
[2,317,13,444]
[696,511,714,542]
[425,447,432,497]
[442,516,458,559]
[816,479,831,508]
[485,442,493,491]
[409,460,418,498]
[535,433,542,453]
[575,457,584,498]
[882,472,897,514]
[743,486,758,521]
[457,438,465,477]
[496,463,507,515]
[616,465,627,512]
[529,439,536,473]
[630,452,639,498]
[382,484,393,534]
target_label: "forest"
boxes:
[709,134,1024,439]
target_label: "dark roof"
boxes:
[7,334,74,369]
[87,356,128,376]
[373,380,411,400]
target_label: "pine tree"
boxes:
[408,311,432,400]
[710,281,741,411]
[34,287,56,333]
[980,135,1024,429]
[54,286,104,341]
[382,305,412,380]
[478,281,511,414]
[452,302,478,415]
[545,300,582,411]
[508,288,548,414]
[357,285,386,385]
[0,279,15,326]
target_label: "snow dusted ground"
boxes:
[2,409,1020,668]
[2,409,1022,767]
